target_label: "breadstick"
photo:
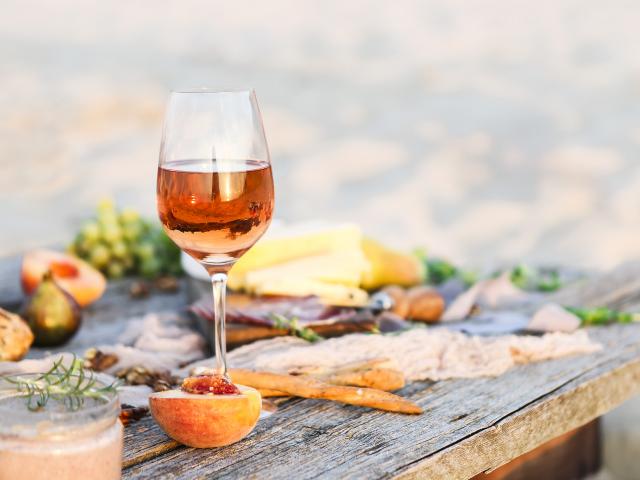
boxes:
[286,358,405,391]
[229,369,422,414]
[257,368,404,397]
[324,368,405,391]
[257,388,288,397]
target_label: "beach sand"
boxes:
[1,0,639,269]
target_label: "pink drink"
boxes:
[0,380,123,480]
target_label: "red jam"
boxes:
[181,375,241,395]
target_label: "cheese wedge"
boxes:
[243,250,370,288]
[361,237,425,289]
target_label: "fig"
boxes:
[22,271,82,346]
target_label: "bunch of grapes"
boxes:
[69,199,182,279]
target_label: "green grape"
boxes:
[107,261,125,279]
[140,258,161,278]
[139,220,153,235]
[81,235,98,250]
[136,243,155,261]
[101,223,123,244]
[97,198,116,214]
[98,211,119,225]
[77,237,94,257]
[111,241,128,259]
[75,201,184,278]
[119,208,140,224]
[123,223,142,242]
[122,254,134,270]
[81,222,100,243]
[89,244,111,269]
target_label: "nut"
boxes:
[84,348,119,372]
[406,286,445,323]
[380,285,410,318]
[0,308,33,361]
[155,276,179,293]
[129,281,150,299]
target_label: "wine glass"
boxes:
[157,89,274,376]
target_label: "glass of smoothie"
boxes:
[0,374,123,480]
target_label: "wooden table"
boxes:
[2,255,640,479]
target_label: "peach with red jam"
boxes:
[22,250,106,307]
[181,375,242,395]
[149,375,261,448]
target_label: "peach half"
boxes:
[22,249,106,307]
[149,385,262,448]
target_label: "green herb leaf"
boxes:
[270,314,323,342]
[565,306,640,326]
[3,355,120,412]
[419,257,476,286]
[510,264,563,292]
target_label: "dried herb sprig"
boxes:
[270,314,323,342]
[4,355,120,411]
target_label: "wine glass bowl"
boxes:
[156,90,274,375]
[157,158,274,269]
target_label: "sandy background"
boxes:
[1,0,640,269]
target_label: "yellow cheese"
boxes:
[228,223,363,290]
[243,250,370,288]
[361,237,425,289]
[250,277,369,307]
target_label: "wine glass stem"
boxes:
[210,272,228,376]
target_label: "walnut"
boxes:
[0,308,34,361]
[84,348,119,372]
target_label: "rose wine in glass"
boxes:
[157,90,274,376]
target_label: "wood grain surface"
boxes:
[2,255,640,479]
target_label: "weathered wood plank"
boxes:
[121,324,640,479]
[470,420,600,480]
[397,336,640,479]
[123,417,181,469]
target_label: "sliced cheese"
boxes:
[250,277,369,307]
[228,223,363,290]
[243,249,370,288]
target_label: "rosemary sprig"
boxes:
[3,355,120,412]
[270,314,323,342]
